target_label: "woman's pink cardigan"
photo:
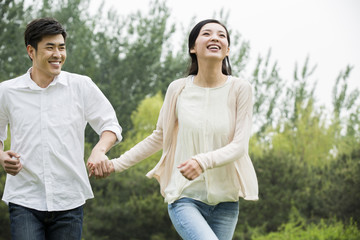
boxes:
[112,76,258,201]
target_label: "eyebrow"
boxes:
[45,42,66,46]
[201,29,226,34]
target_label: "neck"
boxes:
[194,60,227,88]
[30,68,55,88]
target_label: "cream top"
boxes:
[111,76,258,203]
[164,76,236,204]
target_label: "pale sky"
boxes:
[90,0,360,109]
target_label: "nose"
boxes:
[210,34,219,42]
[53,48,61,58]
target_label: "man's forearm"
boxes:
[92,131,117,154]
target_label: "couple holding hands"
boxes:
[0,17,257,240]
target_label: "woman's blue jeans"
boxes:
[8,202,83,240]
[168,197,239,240]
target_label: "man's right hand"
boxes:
[0,150,22,176]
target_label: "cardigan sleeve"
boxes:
[111,128,163,172]
[110,100,166,172]
[193,79,253,170]
[111,79,181,172]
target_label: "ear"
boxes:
[190,47,196,54]
[26,45,35,60]
[226,47,230,56]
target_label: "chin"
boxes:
[52,69,62,75]
[49,71,61,77]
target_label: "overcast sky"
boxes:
[90,0,360,109]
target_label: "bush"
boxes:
[252,208,360,240]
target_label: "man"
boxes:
[0,18,122,239]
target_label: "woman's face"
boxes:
[190,23,229,62]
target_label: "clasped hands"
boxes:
[86,150,114,179]
[87,155,203,180]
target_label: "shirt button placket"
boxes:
[41,90,53,210]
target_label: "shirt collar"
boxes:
[13,68,68,90]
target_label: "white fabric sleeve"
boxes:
[83,77,122,144]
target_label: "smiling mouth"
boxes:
[49,61,61,65]
[207,44,221,50]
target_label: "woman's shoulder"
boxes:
[167,76,189,92]
[170,76,189,86]
[230,76,252,91]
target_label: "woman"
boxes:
[89,19,258,240]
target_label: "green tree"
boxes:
[94,0,181,138]
[252,207,360,240]
[331,65,360,156]
[243,60,360,239]
[251,50,284,135]
[0,0,30,82]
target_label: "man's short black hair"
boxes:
[24,17,67,50]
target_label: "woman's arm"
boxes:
[108,79,183,173]
[110,127,164,172]
[192,79,253,171]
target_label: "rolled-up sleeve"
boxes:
[83,78,122,144]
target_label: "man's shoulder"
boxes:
[60,71,92,82]
[0,73,27,90]
[59,71,95,89]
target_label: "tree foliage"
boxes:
[252,207,360,240]
[0,0,30,81]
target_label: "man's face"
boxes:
[28,34,66,79]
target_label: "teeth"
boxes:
[208,45,219,50]
[50,62,60,65]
